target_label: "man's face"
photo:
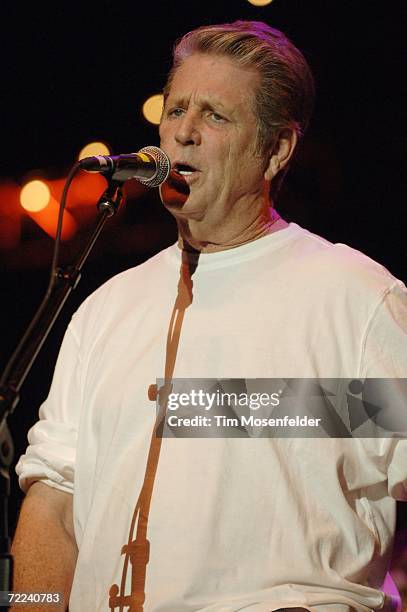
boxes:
[159,53,271,246]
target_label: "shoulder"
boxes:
[286,223,403,297]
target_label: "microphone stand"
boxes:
[0,178,123,601]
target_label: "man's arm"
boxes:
[11,481,78,611]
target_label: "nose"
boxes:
[174,111,201,146]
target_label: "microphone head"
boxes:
[137,146,170,187]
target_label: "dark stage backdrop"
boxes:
[1,0,406,552]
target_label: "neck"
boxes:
[177,205,281,254]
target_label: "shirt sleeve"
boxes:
[360,281,407,378]
[360,280,407,501]
[15,323,82,494]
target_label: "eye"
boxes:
[209,112,226,123]
[167,107,185,118]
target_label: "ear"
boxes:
[264,128,298,182]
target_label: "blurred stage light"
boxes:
[20,180,76,240]
[247,0,273,5]
[142,94,164,125]
[20,180,50,212]
[48,174,108,210]
[0,181,21,249]
[78,141,110,160]
[25,199,77,241]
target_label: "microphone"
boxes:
[79,145,170,187]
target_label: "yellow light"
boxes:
[20,180,50,212]
[247,0,273,5]
[142,94,164,125]
[19,180,76,239]
[78,141,111,160]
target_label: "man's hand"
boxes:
[11,481,78,611]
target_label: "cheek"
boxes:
[159,123,169,146]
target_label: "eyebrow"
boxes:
[164,93,228,112]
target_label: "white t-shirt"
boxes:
[16,223,407,612]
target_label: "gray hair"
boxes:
[164,20,315,155]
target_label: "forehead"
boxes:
[166,53,259,114]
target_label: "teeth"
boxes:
[179,170,193,175]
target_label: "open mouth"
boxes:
[173,162,198,177]
[164,162,199,195]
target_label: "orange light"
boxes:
[78,141,111,160]
[0,181,22,249]
[247,0,273,5]
[26,196,77,241]
[142,94,164,125]
[47,173,108,209]
[20,180,50,212]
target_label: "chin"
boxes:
[160,185,203,219]
[159,184,188,208]
[167,206,205,224]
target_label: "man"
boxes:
[12,21,407,612]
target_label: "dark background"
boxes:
[1,0,406,550]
